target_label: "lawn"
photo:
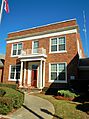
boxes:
[34,93,89,119]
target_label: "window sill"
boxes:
[11,55,19,58]
[49,50,67,54]
[49,80,67,83]
[8,79,19,81]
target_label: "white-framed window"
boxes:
[9,64,21,81]
[12,43,22,56]
[50,37,66,53]
[32,41,39,53]
[49,62,67,83]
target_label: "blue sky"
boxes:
[0,0,89,56]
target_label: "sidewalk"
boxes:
[8,93,55,119]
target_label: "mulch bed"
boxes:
[54,95,74,101]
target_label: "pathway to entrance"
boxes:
[9,93,55,119]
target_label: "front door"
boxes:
[31,65,38,87]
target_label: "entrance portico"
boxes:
[18,49,47,89]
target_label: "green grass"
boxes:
[34,93,89,119]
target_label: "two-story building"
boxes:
[3,19,85,89]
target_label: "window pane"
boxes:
[51,72,57,80]
[34,41,39,48]
[10,65,15,79]
[18,49,21,55]
[32,65,38,70]
[10,73,15,79]
[11,66,15,72]
[51,64,57,71]
[33,49,38,53]
[18,43,22,49]
[58,63,65,72]
[59,44,65,51]
[51,38,57,45]
[13,50,17,55]
[51,45,57,51]
[58,72,65,80]
[59,37,65,44]
[13,44,17,50]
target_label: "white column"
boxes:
[43,61,45,87]
[19,61,23,87]
[40,60,42,89]
[24,62,26,87]
[28,63,31,86]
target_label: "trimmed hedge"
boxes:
[58,90,78,98]
[0,83,17,90]
[0,97,13,115]
[0,87,24,115]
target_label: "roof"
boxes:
[7,19,78,41]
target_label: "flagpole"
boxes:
[83,10,88,57]
[0,0,4,23]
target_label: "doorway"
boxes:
[31,65,38,87]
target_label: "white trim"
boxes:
[28,63,32,86]
[7,29,77,44]
[39,60,43,89]
[11,42,23,57]
[8,19,76,34]
[49,62,67,83]
[19,54,47,59]
[49,36,67,53]
[23,62,26,86]
[49,50,67,54]
[8,65,16,81]
[8,65,18,81]
[19,61,23,87]
[43,61,45,87]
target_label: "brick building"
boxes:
[3,19,85,89]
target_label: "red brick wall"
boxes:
[4,33,79,87]
[3,19,84,88]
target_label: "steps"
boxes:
[19,87,42,94]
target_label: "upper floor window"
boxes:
[33,41,39,53]
[12,43,22,56]
[51,37,66,52]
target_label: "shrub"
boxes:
[0,97,13,115]
[57,90,78,98]
[0,83,17,90]
[0,89,6,97]
[0,87,24,115]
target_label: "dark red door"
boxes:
[31,70,37,87]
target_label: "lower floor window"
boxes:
[50,63,66,81]
[10,64,21,80]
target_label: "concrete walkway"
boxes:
[8,93,55,119]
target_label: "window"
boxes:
[51,37,66,52]
[33,41,39,53]
[50,63,66,82]
[10,65,21,80]
[12,43,22,56]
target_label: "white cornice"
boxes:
[7,29,77,44]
